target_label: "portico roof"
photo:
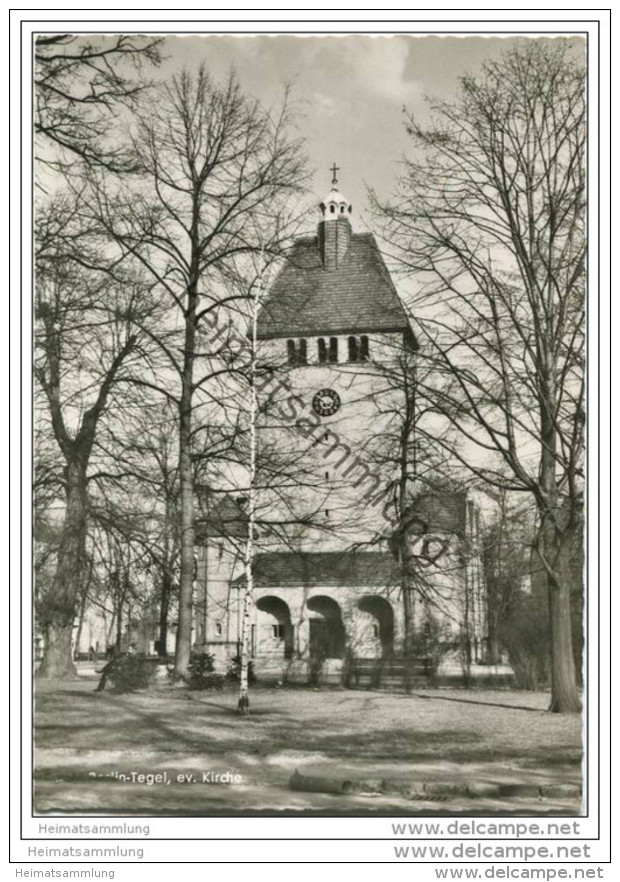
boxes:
[232,551,398,588]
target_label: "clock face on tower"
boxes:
[312,388,341,417]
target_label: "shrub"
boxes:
[108,656,156,693]
[500,595,551,691]
[226,654,256,685]
[410,613,451,687]
[187,653,226,691]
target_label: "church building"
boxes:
[194,171,493,684]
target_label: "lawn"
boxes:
[34,677,583,816]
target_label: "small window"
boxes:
[272,624,285,639]
[467,500,475,534]
[330,204,335,213]
[329,337,338,363]
[360,335,369,361]
[318,338,327,364]
[340,205,345,213]
[287,338,307,366]
[325,471,330,481]
[372,624,380,639]
[287,339,296,365]
[348,336,359,362]
[215,622,223,637]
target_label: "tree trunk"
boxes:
[173,280,197,681]
[73,588,88,660]
[238,265,262,714]
[487,615,502,666]
[36,460,88,679]
[158,572,172,657]
[537,371,581,713]
[402,577,416,694]
[174,417,195,679]
[547,573,582,713]
[237,588,252,714]
[37,622,77,679]
[115,596,123,654]
[537,514,582,713]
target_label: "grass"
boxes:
[33,678,583,815]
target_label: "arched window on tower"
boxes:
[360,335,369,361]
[287,339,296,365]
[329,337,339,363]
[330,204,335,214]
[318,338,327,364]
[348,336,359,362]
[287,339,307,366]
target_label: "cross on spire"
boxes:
[330,162,340,186]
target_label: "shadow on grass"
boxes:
[34,683,581,770]
[410,692,548,713]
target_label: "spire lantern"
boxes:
[320,162,352,220]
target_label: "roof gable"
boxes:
[257,232,410,339]
[195,495,248,539]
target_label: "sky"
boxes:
[142,32,585,487]
[152,34,585,231]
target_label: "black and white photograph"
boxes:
[20,14,604,844]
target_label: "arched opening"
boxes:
[329,337,339,363]
[306,596,345,659]
[360,335,369,361]
[348,335,358,362]
[317,337,327,363]
[298,338,307,365]
[256,596,294,659]
[358,596,395,657]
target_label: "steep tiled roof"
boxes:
[257,232,411,339]
[195,495,248,539]
[404,493,467,536]
[232,551,398,588]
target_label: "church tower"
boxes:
[193,169,493,684]
[255,168,415,550]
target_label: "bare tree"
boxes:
[236,253,263,714]
[89,500,158,655]
[357,339,457,683]
[34,33,162,178]
[375,41,585,712]
[33,31,165,675]
[89,402,181,658]
[82,67,309,681]
[34,198,157,677]
[481,491,534,667]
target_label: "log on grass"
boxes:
[289,769,354,795]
